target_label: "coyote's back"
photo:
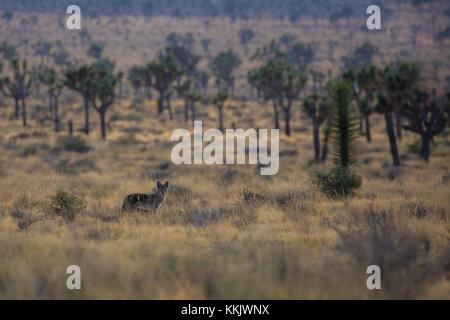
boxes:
[122,181,169,212]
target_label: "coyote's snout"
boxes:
[122,181,169,212]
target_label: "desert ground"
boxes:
[0,95,449,299]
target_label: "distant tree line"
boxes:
[0,0,409,21]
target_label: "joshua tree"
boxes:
[176,79,202,123]
[275,59,307,135]
[303,93,330,164]
[343,42,377,72]
[34,41,53,65]
[444,92,450,128]
[403,90,447,161]
[127,66,145,96]
[87,63,117,140]
[384,62,420,141]
[148,52,182,118]
[87,42,104,60]
[0,59,33,126]
[39,67,64,132]
[238,29,255,55]
[376,92,402,166]
[209,50,241,95]
[116,70,124,98]
[344,66,380,142]
[200,38,212,56]
[249,57,306,134]
[166,33,182,46]
[279,34,297,49]
[165,45,200,79]
[377,62,420,166]
[287,42,316,70]
[315,80,361,197]
[330,80,359,171]
[0,42,17,61]
[248,65,280,129]
[212,92,228,132]
[65,65,94,134]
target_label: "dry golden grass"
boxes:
[0,95,449,299]
[0,2,449,299]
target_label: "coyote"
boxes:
[122,181,169,212]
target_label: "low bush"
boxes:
[314,168,362,197]
[58,136,91,153]
[44,189,86,222]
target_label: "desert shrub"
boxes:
[243,188,267,205]
[56,158,98,175]
[333,204,441,298]
[10,197,36,230]
[408,138,438,156]
[45,189,86,222]
[113,134,141,147]
[232,203,259,229]
[401,200,427,219]
[441,173,450,185]
[221,168,238,185]
[166,184,192,207]
[88,204,121,222]
[271,189,316,221]
[10,197,51,230]
[20,143,50,157]
[185,207,232,227]
[314,168,362,197]
[58,136,91,153]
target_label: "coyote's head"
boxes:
[156,180,169,198]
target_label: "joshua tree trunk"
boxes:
[313,123,320,164]
[83,94,90,135]
[385,112,401,166]
[359,116,364,135]
[21,98,27,127]
[283,107,291,136]
[218,105,224,132]
[272,100,280,130]
[191,102,197,124]
[48,94,53,116]
[166,95,173,120]
[14,98,20,119]
[68,120,73,135]
[99,111,106,140]
[395,110,402,140]
[365,114,372,143]
[321,143,328,163]
[53,97,60,133]
[157,93,164,114]
[421,133,431,162]
[184,101,189,123]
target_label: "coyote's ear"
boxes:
[163,181,169,188]
[157,181,162,188]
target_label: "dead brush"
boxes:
[331,203,443,298]
[10,197,50,230]
[271,189,317,221]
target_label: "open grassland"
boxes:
[0,97,449,299]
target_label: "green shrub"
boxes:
[57,158,97,175]
[59,136,91,153]
[408,138,438,156]
[315,168,362,197]
[45,189,86,222]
